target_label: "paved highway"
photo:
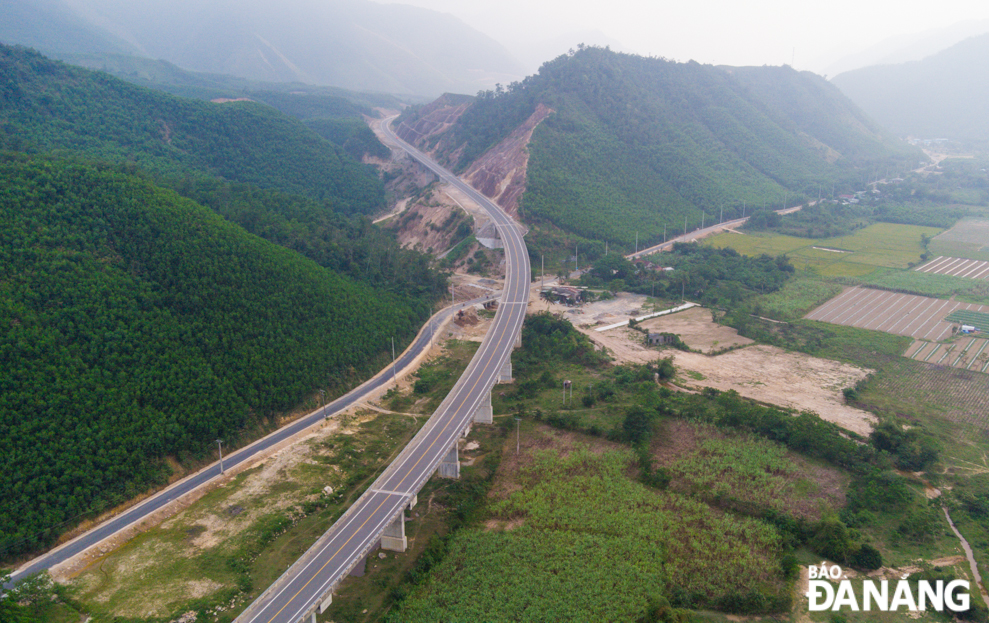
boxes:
[233,117,530,623]
[9,294,493,587]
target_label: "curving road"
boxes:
[233,117,530,623]
[8,294,493,588]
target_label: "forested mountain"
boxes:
[832,34,989,141]
[0,45,447,560]
[0,155,430,559]
[0,45,383,213]
[3,0,525,97]
[397,47,918,250]
[42,52,405,110]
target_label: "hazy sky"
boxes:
[387,0,989,74]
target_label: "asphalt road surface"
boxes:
[233,117,530,623]
[9,294,493,587]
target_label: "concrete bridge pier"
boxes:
[438,444,460,479]
[380,512,407,552]
[473,391,493,424]
[515,332,522,349]
[498,361,513,383]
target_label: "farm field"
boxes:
[804,286,989,342]
[862,358,989,433]
[928,218,989,261]
[906,337,989,373]
[860,268,989,306]
[915,255,989,280]
[703,223,941,278]
[393,426,793,622]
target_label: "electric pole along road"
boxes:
[235,116,531,623]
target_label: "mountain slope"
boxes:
[34,0,526,96]
[398,47,917,250]
[831,34,989,140]
[0,0,137,57]
[0,155,425,559]
[0,45,383,213]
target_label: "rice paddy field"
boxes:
[703,223,943,278]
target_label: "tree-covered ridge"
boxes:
[399,47,919,249]
[0,44,383,214]
[0,155,426,559]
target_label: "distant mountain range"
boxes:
[820,19,989,77]
[0,0,526,96]
[832,34,989,141]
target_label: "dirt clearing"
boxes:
[672,346,875,435]
[638,306,753,353]
[552,299,875,435]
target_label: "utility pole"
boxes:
[515,416,521,454]
[635,231,638,254]
[701,212,705,229]
[720,205,723,224]
[319,389,325,417]
[743,201,746,217]
[575,243,578,274]
[663,224,666,244]
[216,439,224,474]
[391,337,396,382]
[451,284,455,305]
[540,254,545,295]
[683,215,687,236]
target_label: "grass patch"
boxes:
[67,413,424,622]
[705,223,943,278]
[661,424,845,520]
[929,218,989,262]
[751,277,843,321]
[386,340,478,414]
[858,270,989,306]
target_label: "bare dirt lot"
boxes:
[671,346,876,436]
[550,298,876,435]
[638,306,754,353]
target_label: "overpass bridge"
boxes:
[234,117,531,623]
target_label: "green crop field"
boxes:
[862,270,989,305]
[929,218,989,261]
[750,278,843,320]
[705,223,943,278]
[391,447,787,622]
[946,310,989,331]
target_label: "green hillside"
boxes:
[398,47,918,250]
[0,155,426,559]
[0,44,384,213]
[48,52,400,108]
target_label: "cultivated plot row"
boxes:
[804,286,989,342]
[914,256,989,280]
[905,338,989,373]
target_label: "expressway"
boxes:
[233,117,531,623]
[9,294,493,587]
